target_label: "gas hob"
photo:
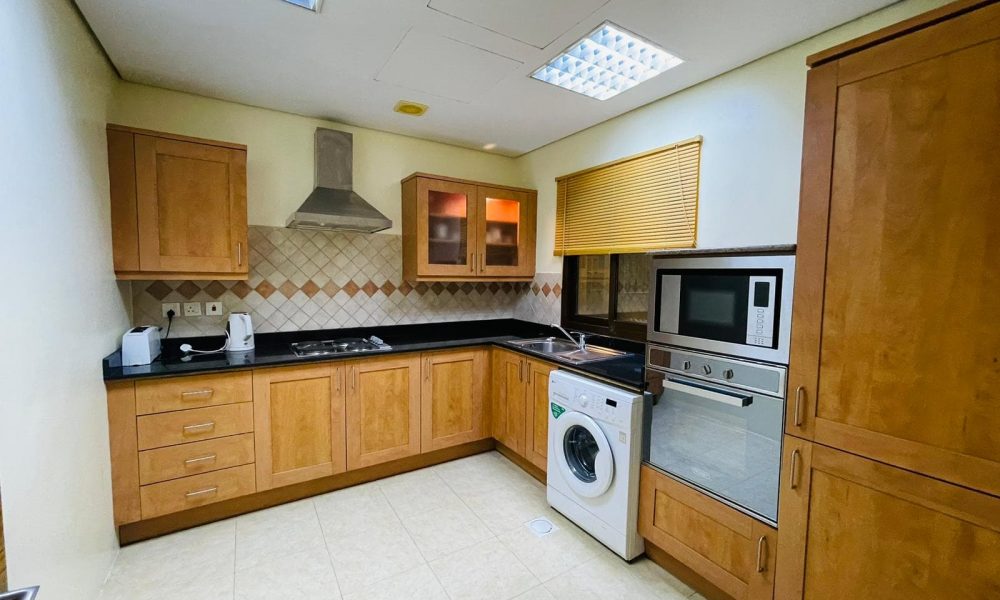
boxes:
[289,336,391,357]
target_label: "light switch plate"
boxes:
[205,301,223,316]
[161,302,181,318]
[183,302,202,317]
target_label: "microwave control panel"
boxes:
[745,276,776,347]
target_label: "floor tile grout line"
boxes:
[310,498,347,600]
[377,472,456,600]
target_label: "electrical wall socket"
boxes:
[183,302,202,317]
[161,302,181,318]
[205,301,223,316]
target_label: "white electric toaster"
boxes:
[121,326,161,366]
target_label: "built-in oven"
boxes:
[647,253,795,364]
[643,344,786,525]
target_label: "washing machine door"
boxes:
[553,411,614,498]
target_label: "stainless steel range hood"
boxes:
[286,128,392,233]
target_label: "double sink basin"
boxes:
[507,337,625,364]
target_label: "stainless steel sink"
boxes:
[508,337,626,363]
[0,587,39,600]
[508,338,580,354]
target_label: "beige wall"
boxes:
[111,83,525,233]
[516,0,950,273]
[0,1,131,598]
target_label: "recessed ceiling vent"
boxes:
[286,129,392,233]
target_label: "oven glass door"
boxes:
[644,368,783,523]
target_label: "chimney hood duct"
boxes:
[286,128,392,233]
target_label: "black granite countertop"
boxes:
[103,319,646,390]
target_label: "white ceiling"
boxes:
[76,0,895,156]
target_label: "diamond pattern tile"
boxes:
[130,226,565,336]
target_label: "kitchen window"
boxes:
[562,253,651,341]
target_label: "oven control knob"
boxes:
[682,360,691,371]
[723,369,734,379]
[702,364,712,375]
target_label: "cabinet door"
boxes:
[639,465,777,600]
[524,359,557,472]
[415,177,478,278]
[346,355,421,469]
[787,5,1000,495]
[775,436,1000,600]
[491,349,526,454]
[476,186,536,278]
[134,135,248,275]
[421,349,488,451]
[253,364,346,490]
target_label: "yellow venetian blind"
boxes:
[554,136,701,255]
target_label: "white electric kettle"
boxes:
[227,312,255,352]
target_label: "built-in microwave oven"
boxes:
[647,253,795,364]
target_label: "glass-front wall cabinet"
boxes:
[403,175,535,281]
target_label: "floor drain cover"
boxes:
[527,517,557,537]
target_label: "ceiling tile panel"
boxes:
[427,0,609,48]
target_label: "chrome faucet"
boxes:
[550,323,587,351]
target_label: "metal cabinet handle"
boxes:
[481,253,486,270]
[756,536,769,573]
[184,454,217,465]
[181,388,214,400]
[352,367,357,391]
[469,253,474,272]
[424,358,431,381]
[183,421,216,434]
[789,449,801,489]
[793,386,805,427]
[185,486,219,498]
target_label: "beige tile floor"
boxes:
[99,451,705,600]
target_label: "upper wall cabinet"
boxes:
[107,125,248,280]
[401,173,536,282]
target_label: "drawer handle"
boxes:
[185,486,219,499]
[184,454,218,465]
[181,389,215,400]
[183,421,216,434]
[756,535,769,573]
[793,386,804,427]
[789,449,801,489]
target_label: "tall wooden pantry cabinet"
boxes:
[776,2,1000,598]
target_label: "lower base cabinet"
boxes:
[253,364,347,490]
[346,354,422,470]
[775,436,1000,600]
[421,349,489,451]
[639,465,776,600]
[524,359,557,471]
[491,349,557,473]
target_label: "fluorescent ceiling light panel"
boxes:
[281,0,321,11]
[531,22,682,100]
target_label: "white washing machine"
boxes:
[547,370,646,560]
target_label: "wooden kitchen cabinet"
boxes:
[775,436,1000,600]
[253,364,346,490]
[107,124,248,280]
[420,348,489,452]
[524,359,557,471]
[402,173,536,282]
[491,349,557,472]
[345,354,422,470]
[786,1,1000,497]
[639,465,777,600]
[491,349,528,454]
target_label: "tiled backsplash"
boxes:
[131,226,561,337]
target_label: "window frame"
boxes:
[561,254,648,342]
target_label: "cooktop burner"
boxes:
[290,336,391,357]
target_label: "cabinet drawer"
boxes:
[137,403,254,450]
[639,465,776,600]
[139,433,255,485]
[140,464,255,519]
[136,372,252,414]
